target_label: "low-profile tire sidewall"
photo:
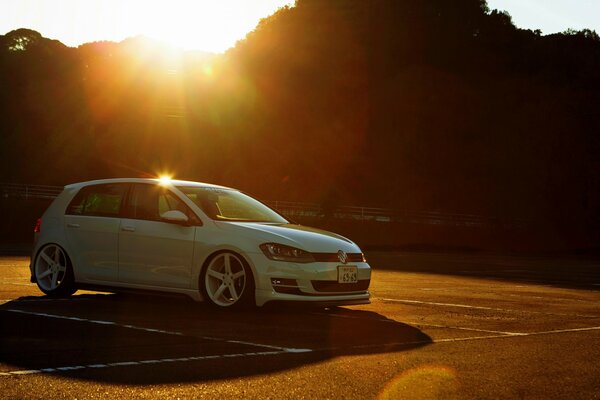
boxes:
[34,244,76,297]
[200,251,255,309]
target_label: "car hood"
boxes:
[220,222,361,253]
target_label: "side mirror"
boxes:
[160,210,190,225]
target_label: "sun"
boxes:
[158,175,173,185]
[121,1,296,52]
[0,1,294,53]
[1,1,294,53]
[126,2,248,52]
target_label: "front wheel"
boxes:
[201,252,255,308]
[34,244,76,297]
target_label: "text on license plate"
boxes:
[338,265,358,283]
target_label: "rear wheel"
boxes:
[201,252,255,308]
[34,244,76,297]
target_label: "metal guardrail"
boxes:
[265,202,527,228]
[0,182,63,200]
[1,182,527,228]
[265,201,394,222]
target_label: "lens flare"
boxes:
[158,175,173,185]
[377,365,459,400]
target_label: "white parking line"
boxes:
[456,271,600,287]
[223,339,310,352]
[4,309,312,353]
[6,309,184,336]
[0,350,290,377]
[378,297,525,312]
[1,318,599,378]
[407,321,525,336]
[377,298,600,318]
[0,297,91,305]
[316,325,600,352]
[433,325,600,343]
[310,311,524,336]
[527,326,600,335]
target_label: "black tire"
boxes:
[200,251,255,309]
[33,244,76,297]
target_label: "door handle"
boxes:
[121,226,136,232]
[67,223,80,228]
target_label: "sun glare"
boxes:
[158,175,173,185]
[2,0,295,53]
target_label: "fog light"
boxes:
[271,278,297,286]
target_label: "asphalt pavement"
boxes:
[1,252,599,399]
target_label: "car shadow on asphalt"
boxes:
[0,293,431,384]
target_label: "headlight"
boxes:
[260,243,315,263]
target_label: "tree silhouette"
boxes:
[0,0,599,245]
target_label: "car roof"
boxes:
[64,178,234,191]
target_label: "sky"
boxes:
[0,0,294,53]
[1,1,599,53]
[486,0,600,35]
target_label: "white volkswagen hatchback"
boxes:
[30,178,371,308]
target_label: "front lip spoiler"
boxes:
[265,298,371,308]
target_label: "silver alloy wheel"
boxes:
[204,252,247,307]
[35,244,68,292]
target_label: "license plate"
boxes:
[338,265,358,283]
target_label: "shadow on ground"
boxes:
[0,293,431,384]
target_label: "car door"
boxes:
[118,183,198,288]
[64,183,129,282]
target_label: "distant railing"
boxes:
[264,201,393,222]
[264,200,526,228]
[0,182,527,228]
[0,182,63,200]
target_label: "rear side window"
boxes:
[66,184,128,217]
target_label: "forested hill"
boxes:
[1,0,599,230]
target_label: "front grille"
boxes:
[312,253,365,263]
[311,279,370,293]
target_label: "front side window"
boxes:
[66,184,128,217]
[126,183,199,224]
[177,186,288,223]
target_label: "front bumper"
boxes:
[246,252,372,307]
[255,288,371,307]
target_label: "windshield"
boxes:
[176,186,288,223]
